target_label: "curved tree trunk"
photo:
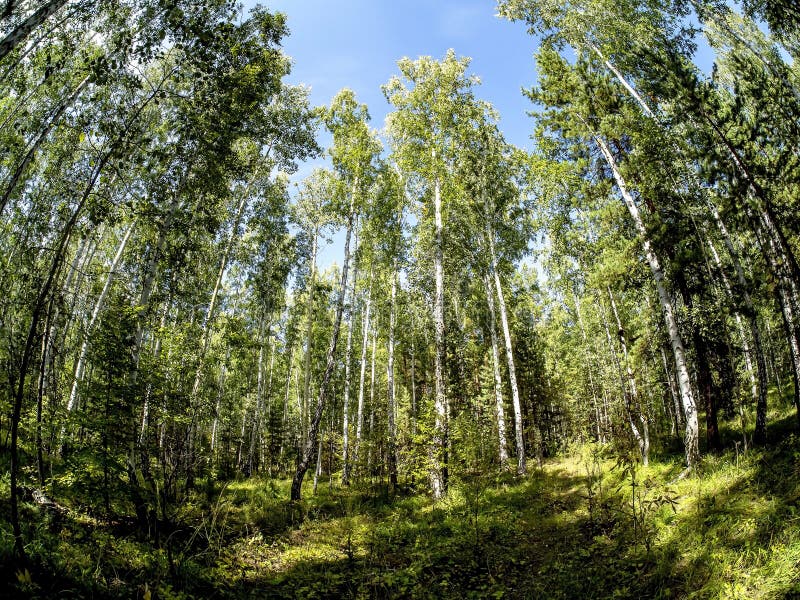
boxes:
[594,134,699,468]
[0,74,90,216]
[9,150,111,558]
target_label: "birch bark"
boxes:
[290,184,356,501]
[484,273,509,467]
[488,224,531,472]
[594,134,699,467]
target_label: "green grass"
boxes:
[3,422,800,598]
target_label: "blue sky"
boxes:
[240,0,539,269]
[250,0,537,152]
[239,2,717,271]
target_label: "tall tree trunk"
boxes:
[341,226,359,485]
[262,343,276,469]
[574,293,605,443]
[367,319,377,478]
[661,345,683,436]
[750,207,800,425]
[132,195,181,369]
[182,193,249,483]
[431,170,448,497]
[0,74,90,216]
[700,109,800,420]
[487,224,532,472]
[191,192,249,399]
[9,147,112,558]
[301,229,319,448]
[312,436,323,495]
[599,296,645,454]
[210,358,229,453]
[587,41,655,118]
[290,185,356,502]
[704,235,755,449]
[35,289,57,486]
[594,134,700,468]
[410,314,417,440]
[140,303,169,445]
[608,287,650,465]
[593,46,797,425]
[65,220,136,418]
[484,273,509,468]
[279,346,294,471]
[387,264,398,490]
[353,277,372,475]
[0,0,70,62]
[249,323,272,474]
[249,322,267,470]
[707,201,769,443]
[693,328,721,452]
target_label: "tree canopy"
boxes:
[2,2,800,598]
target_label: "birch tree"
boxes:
[384,50,485,497]
[290,89,379,501]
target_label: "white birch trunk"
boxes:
[248,319,269,472]
[191,192,249,400]
[353,280,372,473]
[431,169,448,497]
[366,319,377,477]
[387,265,398,488]
[65,220,136,416]
[587,42,654,118]
[140,303,169,445]
[410,316,417,439]
[312,437,322,495]
[279,351,293,466]
[593,43,796,424]
[661,345,683,435]
[594,135,699,467]
[484,273,509,468]
[574,294,605,443]
[707,200,769,441]
[608,287,649,465]
[599,297,642,448]
[290,182,357,501]
[488,226,530,473]
[341,226,359,485]
[301,230,319,448]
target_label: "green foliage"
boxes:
[2,0,800,595]
[4,432,800,598]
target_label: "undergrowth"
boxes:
[2,419,800,598]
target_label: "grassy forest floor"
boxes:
[3,413,800,599]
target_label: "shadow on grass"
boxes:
[0,466,684,599]
[653,416,800,599]
[3,418,800,599]
[197,468,685,599]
